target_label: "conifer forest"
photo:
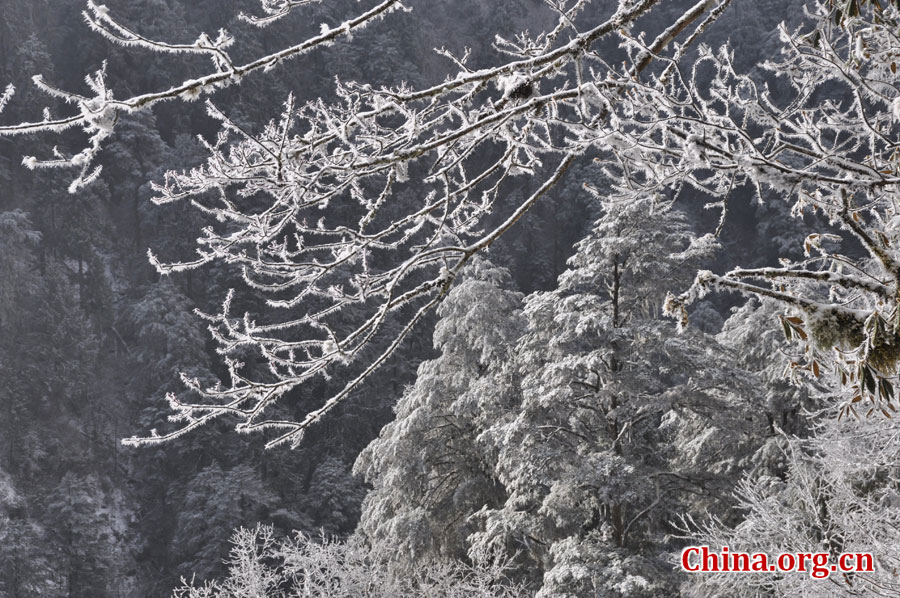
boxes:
[2,0,900,596]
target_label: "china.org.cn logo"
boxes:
[681,546,874,579]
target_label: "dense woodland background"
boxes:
[1,1,892,596]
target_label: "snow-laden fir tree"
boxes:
[713,298,818,474]
[353,195,768,596]
[0,469,57,598]
[464,195,766,597]
[354,256,524,566]
[45,472,128,598]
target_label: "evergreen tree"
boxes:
[0,470,57,598]
[44,472,121,598]
[170,462,279,580]
[356,257,524,565]
[469,197,764,596]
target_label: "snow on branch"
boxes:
[9,0,734,447]
[239,0,328,28]
[121,0,728,447]
[646,2,900,417]
[0,84,14,115]
[0,0,405,192]
[83,0,235,66]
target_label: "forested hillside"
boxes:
[1,1,898,596]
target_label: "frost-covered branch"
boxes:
[117,0,724,447]
[681,414,900,597]
[174,524,526,597]
[0,0,405,192]
[641,2,900,415]
[6,0,733,446]
[722,267,892,299]
[239,0,324,28]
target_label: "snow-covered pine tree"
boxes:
[0,469,57,598]
[44,472,125,598]
[170,462,279,580]
[714,298,816,474]
[354,256,524,567]
[466,195,766,597]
